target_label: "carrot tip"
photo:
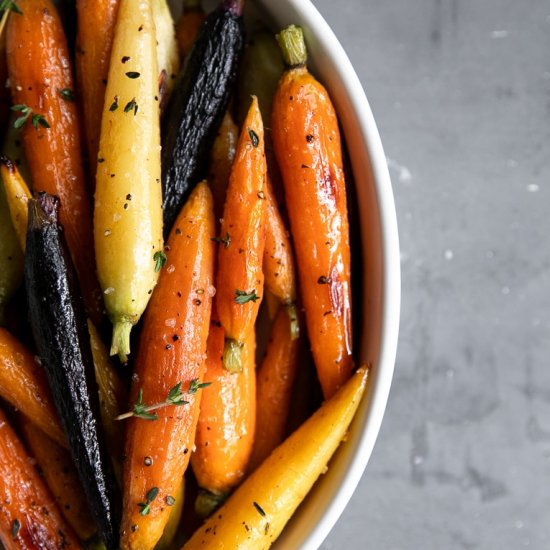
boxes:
[287,304,300,340]
[195,489,228,519]
[110,319,132,363]
[222,338,243,373]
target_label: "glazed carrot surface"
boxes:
[120,182,215,550]
[0,328,66,448]
[20,418,96,541]
[216,95,267,372]
[6,0,102,323]
[191,312,256,503]
[0,407,81,549]
[272,26,353,399]
[76,0,121,179]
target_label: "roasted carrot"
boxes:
[6,0,102,324]
[0,181,22,325]
[88,319,127,472]
[191,316,256,517]
[75,0,121,179]
[272,25,353,399]
[183,367,368,549]
[19,418,97,542]
[263,175,299,337]
[0,155,31,250]
[216,96,267,373]
[0,406,81,549]
[0,9,11,136]
[120,181,215,550]
[207,109,238,222]
[0,327,66,448]
[94,0,163,362]
[156,479,185,550]
[248,306,299,471]
[175,0,205,60]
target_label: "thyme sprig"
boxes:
[116,379,211,421]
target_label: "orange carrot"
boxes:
[216,95,267,373]
[207,109,239,223]
[263,175,299,337]
[272,26,353,399]
[248,306,299,471]
[7,0,102,323]
[75,0,120,179]
[191,309,256,516]
[175,0,205,60]
[120,181,215,550]
[0,327,66,448]
[0,406,81,549]
[19,418,96,542]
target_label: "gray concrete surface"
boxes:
[311,1,550,548]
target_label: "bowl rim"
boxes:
[253,0,401,547]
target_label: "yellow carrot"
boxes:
[183,367,369,549]
[0,155,31,250]
[94,0,163,362]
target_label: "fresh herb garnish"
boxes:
[58,88,74,102]
[124,97,138,115]
[138,487,159,516]
[116,379,210,421]
[253,501,266,517]
[125,71,141,79]
[234,289,260,305]
[109,96,119,111]
[11,104,49,130]
[211,232,231,249]
[1,1,22,15]
[11,519,20,539]
[248,128,259,147]
[153,250,167,272]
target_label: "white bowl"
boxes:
[249,1,401,548]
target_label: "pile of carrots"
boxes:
[0,0,368,548]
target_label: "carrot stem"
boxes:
[276,25,307,67]
[223,338,243,373]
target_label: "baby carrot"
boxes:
[207,109,239,222]
[191,314,256,516]
[272,25,353,399]
[20,418,97,542]
[248,306,299,472]
[0,155,31,250]
[120,182,215,550]
[0,406,81,549]
[216,96,267,373]
[183,367,368,549]
[6,0,102,323]
[75,0,121,181]
[175,0,205,60]
[262,175,299,337]
[0,327,66,448]
[94,0,163,362]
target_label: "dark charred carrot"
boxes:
[19,418,97,542]
[247,306,299,472]
[75,0,120,182]
[7,0,102,324]
[272,25,353,399]
[0,406,81,549]
[120,181,215,550]
[0,327,67,448]
[191,310,256,517]
[175,0,205,60]
[207,109,238,223]
[216,96,267,373]
[263,175,299,338]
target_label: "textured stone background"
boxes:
[311,1,550,548]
